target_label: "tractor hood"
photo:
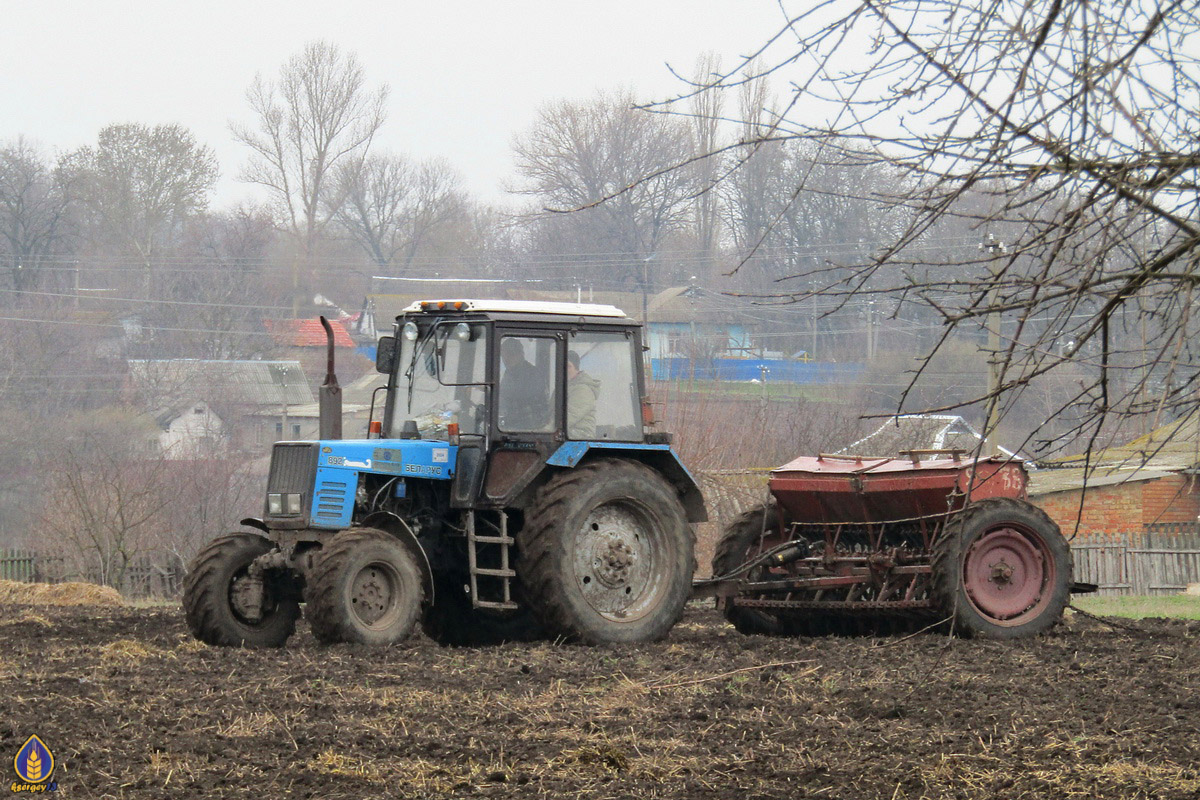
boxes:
[314,439,458,479]
[263,438,459,531]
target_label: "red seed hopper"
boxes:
[768,451,1028,523]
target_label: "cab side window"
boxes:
[567,332,640,441]
[498,336,558,433]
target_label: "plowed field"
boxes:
[2,603,1198,799]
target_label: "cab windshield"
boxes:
[391,321,487,439]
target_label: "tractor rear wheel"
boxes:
[518,458,694,644]
[421,575,543,647]
[305,528,424,645]
[183,532,300,648]
[932,498,1071,638]
[711,505,790,635]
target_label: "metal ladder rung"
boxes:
[467,510,517,609]
[474,599,518,610]
[473,567,516,578]
[472,534,514,545]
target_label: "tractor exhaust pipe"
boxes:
[318,315,342,440]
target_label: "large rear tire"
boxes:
[421,575,543,647]
[305,528,424,645]
[932,498,1071,639]
[518,458,695,644]
[183,533,300,648]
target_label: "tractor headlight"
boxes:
[452,322,472,341]
[267,493,283,515]
[402,321,420,341]
[285,493,303,515]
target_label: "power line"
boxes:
[0,288,295,313]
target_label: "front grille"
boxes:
[268,443,318,493]
[314,478,351,523]
[266,443,318,516]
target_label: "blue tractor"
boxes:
[183,300,705,646]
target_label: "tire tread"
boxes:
[518,458,694,644]
[183,533,298,648]
[305,528,423,645]
[931,497,1071,639]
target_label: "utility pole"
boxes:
[866,300,877,361]
[641,253,657,370]
[640,253,658,329]
[982,234,1006,453]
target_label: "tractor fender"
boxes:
[545,442,707,523]
[239,517,270,533]
[359,511,435,606]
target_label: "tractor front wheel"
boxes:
[932,498,1071,638]
[183,533,300,648]
[518,458,694,644]
[305,528,424,645]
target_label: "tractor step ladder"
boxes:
[466,510,518,610]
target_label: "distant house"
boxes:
[150,400,227,458]
[264,317,372,381]
[838,414,1025,460]
[246,369,383,441]
[1029,412,1200,538]
[127,359,317,451]
[264,317,357,348]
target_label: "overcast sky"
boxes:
[1,1,788,208]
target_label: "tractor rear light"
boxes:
[446,422,460,445]
[368,420,383,438]
[284,493,303,515]
[267,493,283,515]
[641,399,656,426]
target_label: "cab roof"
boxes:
[403,299,627,318]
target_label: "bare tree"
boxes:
[334,153,470,270]
[0,138,76,292]
[73,123,218,271]
[232,41,388,272]
[137,206,278,360]
[669,1,1200,459]
[154,455,259,566]
[38,411,169,588]
[513,89,699,289]
[689,53,725,262]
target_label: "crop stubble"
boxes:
[1,603,1198,799]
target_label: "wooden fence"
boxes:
[0,548,184,598]
[5,519,1199,599]
[0,549,54,583]
[1072,524,1200,595]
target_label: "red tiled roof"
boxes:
[265,318,356,347]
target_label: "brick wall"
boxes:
[1034,480,1144,538]
[1141,474,1200,526]
[1033,473,1200,539]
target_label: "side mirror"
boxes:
[375,336,396,374]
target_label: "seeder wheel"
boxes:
[711,504,792,635]
[932,498,1071,638]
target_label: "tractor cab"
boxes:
[376,299,676,512]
